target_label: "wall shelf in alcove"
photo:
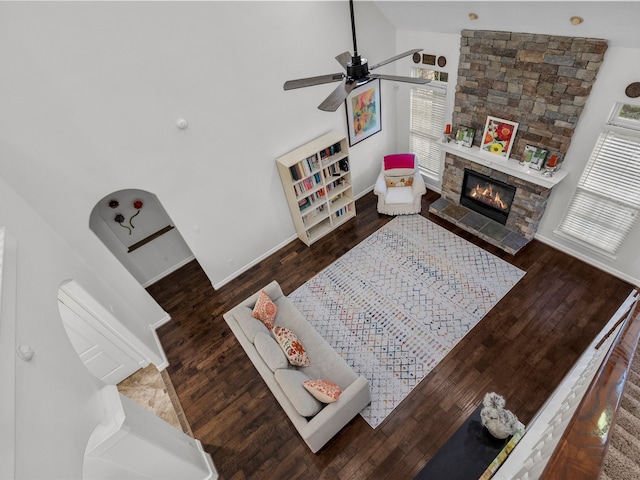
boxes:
[127,225,175,253]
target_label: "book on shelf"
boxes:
[289,163,301,181]
[290,156,322,182]
[302,203,327,225]
[298,197,310,210]
[334,204,351,217]
[319,142,342,162]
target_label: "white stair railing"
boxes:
[492,290,639,480]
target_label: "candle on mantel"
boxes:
[547,155,558,168]
[445,124,451,135]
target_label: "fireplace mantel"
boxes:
[441,142,568,189]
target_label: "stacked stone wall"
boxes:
[442,30,607,239]
[453,30,607,159]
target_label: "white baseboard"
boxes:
[212,182,433,291]
[142,255,196,288]
[213,235,298,290]
[355,185,374,199]
[534,233,640,287]
[150,327,169,370]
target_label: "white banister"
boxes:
[84,385,218,480]
[493,290,639,480]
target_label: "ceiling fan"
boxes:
[283,0,430,112]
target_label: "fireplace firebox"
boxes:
[460,169,516,225]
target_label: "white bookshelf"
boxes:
[276,131,356,246]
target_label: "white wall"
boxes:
[0,2,398,478]
[0,176,167,479]
[0,1,398,291]
[531,46,640,286]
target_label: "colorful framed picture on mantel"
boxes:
[481,116,519,158]
[345,78,381,146]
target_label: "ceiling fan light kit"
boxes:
[283,0,430,112]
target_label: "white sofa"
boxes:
[223,281,371,453]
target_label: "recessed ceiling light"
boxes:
[570,16,584,25]
[469,13,479,21]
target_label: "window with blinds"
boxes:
[409,68,447,178]
[557,104,640,256]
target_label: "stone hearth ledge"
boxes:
[429,197,530,255]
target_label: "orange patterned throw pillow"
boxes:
[272,326,310,367]
[385,175,414,188]
[252,290,277,329]
[303,379,342,403]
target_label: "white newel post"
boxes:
[84,385,217,480]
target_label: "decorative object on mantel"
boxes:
[480,392,519,439]
[625,82,640,99]
[543,154,560,177]
[482,116,518,158]
[443,124,452,143]
[455,126,475,147]
[520,145,548,170]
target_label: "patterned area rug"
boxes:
[289,215,525,428]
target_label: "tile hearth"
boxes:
[117,364,194,437]
[429,197,530,255]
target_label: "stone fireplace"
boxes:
[430,30,608,254]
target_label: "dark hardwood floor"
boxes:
[149,190,633,480]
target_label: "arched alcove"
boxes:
[90,189,194,287]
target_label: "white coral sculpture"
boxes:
[480,392,519,439]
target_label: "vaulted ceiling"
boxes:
[374,1,640,47]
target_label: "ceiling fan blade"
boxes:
[283,73,345,91]
[318,80,358,112]
[370,73,431,85]
[335,51,353,69]
[369,48,423,70]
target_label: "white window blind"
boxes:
[558,129,640,255]
[410,86,446,177]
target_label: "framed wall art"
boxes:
[520,145,548,170]
[455,126,475,147]
[345,78,381,146]
[481,116,519,158]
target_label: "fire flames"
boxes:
[470,184,508,210]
